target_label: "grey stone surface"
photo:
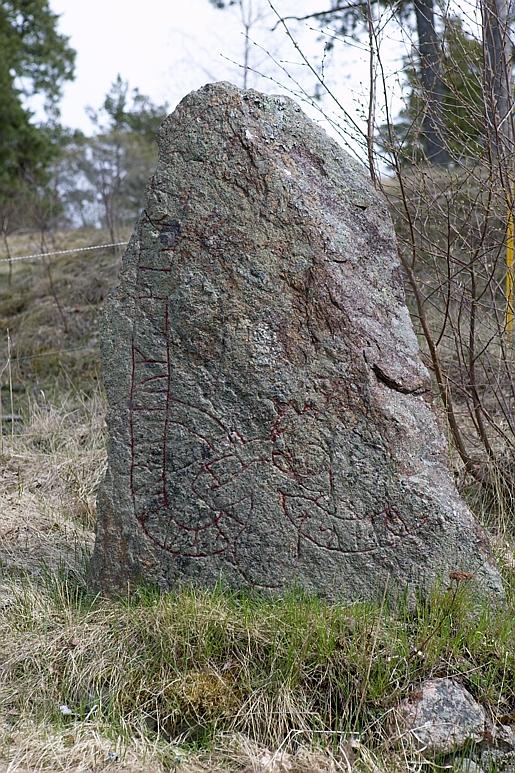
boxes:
[480,726,515,773]
[89,81,503,600]
[394,678,486,755]
[480,750,515,773]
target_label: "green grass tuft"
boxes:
[1,572,513,760]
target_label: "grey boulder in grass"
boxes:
[89,82,503,601]
[394,678,487,755]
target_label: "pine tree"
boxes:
[0,0,75,196]
[378,18,485,165]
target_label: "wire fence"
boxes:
[0,241,129,265]
[0,239,128,383]
[12,346,97,363]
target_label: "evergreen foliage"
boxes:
[378,18,485,164]
[0,1,75,219]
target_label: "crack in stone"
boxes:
[372,363,429,396]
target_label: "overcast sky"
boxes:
[48,1,412,163]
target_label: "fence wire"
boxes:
[0,241,129,265]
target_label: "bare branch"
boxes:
[270,2,370,31]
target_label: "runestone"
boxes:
[89,82,503,601]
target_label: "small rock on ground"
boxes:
[394,677,486,755]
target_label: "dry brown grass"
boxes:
[0,725,399,773]
[0,389,104,579]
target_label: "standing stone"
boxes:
[89,82,503,600]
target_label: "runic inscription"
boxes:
[126,220,433,573]
[129,220,423,567]
[89,82,502,601]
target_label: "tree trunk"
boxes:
[481,0,514,160]
[414,0,449,165]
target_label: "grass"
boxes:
[0,389,104,577]
[0,227,130,408]
[1,563,513,771]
